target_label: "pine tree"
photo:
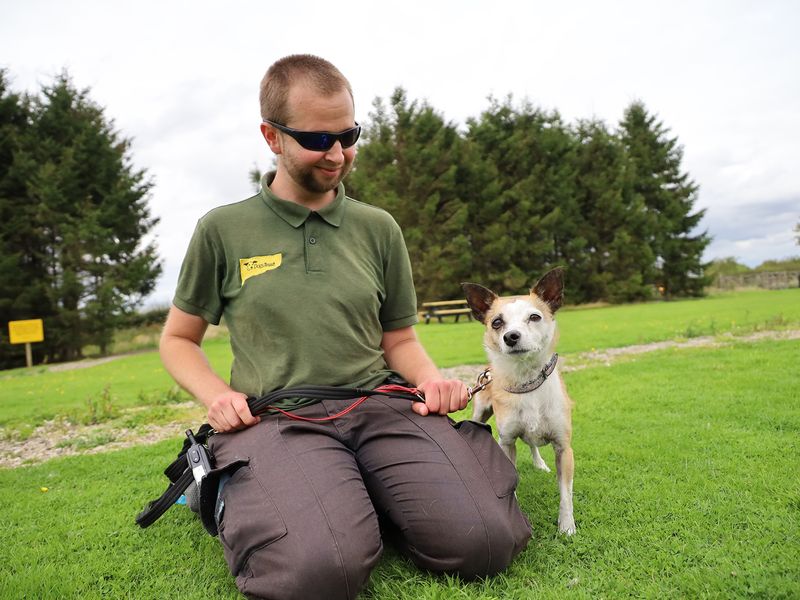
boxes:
[0,71,51,367]
[0,72,161,366]
[571,119,654,302]
[618,102,711,298]
[248,164,262,193]
[347,88,476,302]
[466,97,581,296]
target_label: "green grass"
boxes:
[1,337,798,598]
[0,337,231,431]
[1,289,797,434]
[417,288,800,367]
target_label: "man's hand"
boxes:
[207,391,260,432]
[412,379,469,416]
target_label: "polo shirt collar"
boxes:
[260,171,346,228]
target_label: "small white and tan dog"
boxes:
[462,267,576,535]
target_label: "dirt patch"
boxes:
[558,329,800,371]
[2,329,798,469]
[441,329,800,379]
[0,401,206,469]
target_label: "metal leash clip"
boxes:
[467,369,492,400]
[185,429,212,486]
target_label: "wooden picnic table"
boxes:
[420,299,473,324]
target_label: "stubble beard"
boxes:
[290,161,352,196]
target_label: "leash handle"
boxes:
[245,384,425,418]
[254,384,425,423]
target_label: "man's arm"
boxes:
[381,326,468,416]
[160,305,258,432]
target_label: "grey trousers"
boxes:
[208,395,532,600]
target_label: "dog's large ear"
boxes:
[531,267,565,314]
[461,283,497,323]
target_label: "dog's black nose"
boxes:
[504,331,520,347]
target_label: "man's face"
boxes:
[276,82,357,198]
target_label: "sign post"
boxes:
[8,319,44,368]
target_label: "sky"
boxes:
[2,0,798,307]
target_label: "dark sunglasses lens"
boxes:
[294,132,329,151]
[296,127,360,151]
[340,126,361,148]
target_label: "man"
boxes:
[160,54,531,600]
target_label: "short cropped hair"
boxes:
[259,54,354,125]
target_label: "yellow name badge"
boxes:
[240,253,282,286]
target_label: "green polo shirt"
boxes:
[174,173,419,409]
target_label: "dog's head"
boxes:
[461,268,564,364]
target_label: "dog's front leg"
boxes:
[554,445,576,535]
[498,435,517,465]
[471,391,493,423]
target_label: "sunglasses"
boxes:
[264,120,361,151]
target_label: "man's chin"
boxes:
[312,169,348,192]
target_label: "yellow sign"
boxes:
[8,319,44,344]
[240,253,282,286]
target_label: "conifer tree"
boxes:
[466,97,581,296]
[0,72,161,366]
[618,101,711,297]
[572,119,654,302]
[347,88,476,303]
[0,71,51,367]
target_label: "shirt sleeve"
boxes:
[379,217,419,331]
[173,219,225,325]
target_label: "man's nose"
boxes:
[324,140,344,160]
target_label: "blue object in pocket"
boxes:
[215,472,231,525]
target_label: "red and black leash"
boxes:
[267,384,423,422]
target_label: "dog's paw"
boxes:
[558,515,576,536]
[531,447,551,472]
[533,459,551,473]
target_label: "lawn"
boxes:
[418,287,800,367]
[1,288,798,433]
[1,288,799,598]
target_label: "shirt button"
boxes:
[309,237,317,245]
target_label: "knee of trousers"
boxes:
[410,504,531,580]
[236,533,382,600]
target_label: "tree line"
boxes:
[0,72,161,369]
[2,71,711,368]
[346,89,711,305]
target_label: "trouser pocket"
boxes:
[216,462,288,576]
[453,419,519,498]
[196,458,249,536]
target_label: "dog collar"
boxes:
[503,353,559,394]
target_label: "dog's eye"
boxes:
[529,314,542,323]
[491,317,503,330]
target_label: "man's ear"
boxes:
[461,283,498,323]
[260,122,283,154]
[531,267,565,314]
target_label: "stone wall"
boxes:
[715,271,800,290]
